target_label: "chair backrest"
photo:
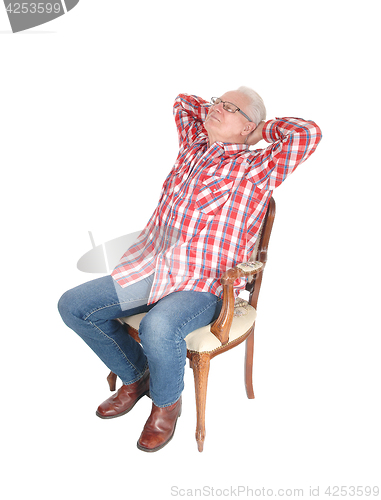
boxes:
[246,197,276,308]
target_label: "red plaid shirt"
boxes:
[111,94,322,304]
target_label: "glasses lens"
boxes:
[223,102,238,113]
[211,98,239,113]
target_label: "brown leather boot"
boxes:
[96,370,150,419]
[137,397,182,452]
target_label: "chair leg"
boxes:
[191,352,211,452]
[107,371,117,392]
[245,328,255,399]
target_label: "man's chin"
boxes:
[204,120,218,134]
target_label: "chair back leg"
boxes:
[244,327,255,399]
[107,371,117,392]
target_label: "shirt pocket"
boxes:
[195,175,234,215]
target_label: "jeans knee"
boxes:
[139,312,176,350]
[58,289,76,326]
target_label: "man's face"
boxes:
[204,91,255,145]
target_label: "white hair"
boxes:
[236,86,266,126]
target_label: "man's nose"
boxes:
[213,102,223,112]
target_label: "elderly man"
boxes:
[58,87,322,452]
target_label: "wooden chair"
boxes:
[107,196,276,452]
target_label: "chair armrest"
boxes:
[210,261,264,345]
[222,261,264,284]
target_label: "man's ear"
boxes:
[241,121,257,138]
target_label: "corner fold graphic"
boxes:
[77,231,141,274]
[4,0,80,33]
[64,0,79,11]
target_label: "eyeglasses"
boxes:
[210,97,253,122]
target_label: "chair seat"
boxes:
[119,297,257,353]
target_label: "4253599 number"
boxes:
[6,3,62,14]
[325,486,379,496]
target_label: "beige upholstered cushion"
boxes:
[236,261,263,273]
[119,297,257,353]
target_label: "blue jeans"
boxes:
[58,275,222,407]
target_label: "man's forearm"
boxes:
[173,94,210,123]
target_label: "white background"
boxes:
[1,0,380,498]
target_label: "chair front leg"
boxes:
[191,352,211,452]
